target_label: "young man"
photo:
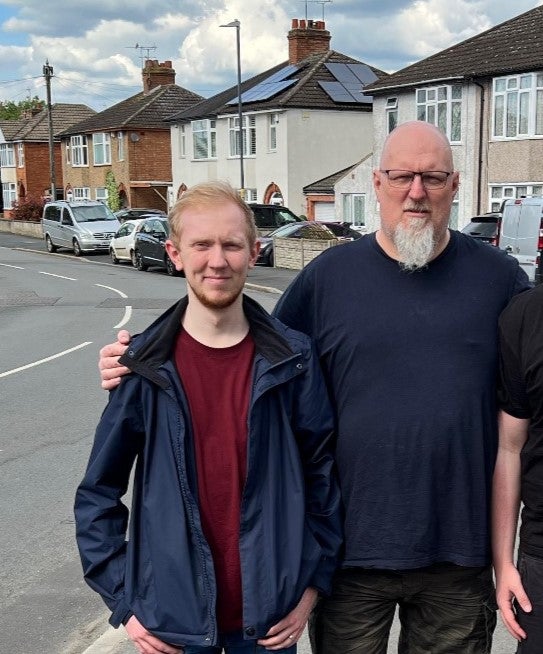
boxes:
[492,283,543,653]
[75,181,342,654]
[98,123,530,653]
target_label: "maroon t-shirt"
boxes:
[174,328,255,632]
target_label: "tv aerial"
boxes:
[126,43,158,68]
[303,0,332,21]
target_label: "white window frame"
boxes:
[178,124,186,158]
[489,183,543,212]
[342,193,366,227]
[229,115,256,157]
[73,187,91,200]
[93,132,111,165]
[95,187,108,202]
[192,119,217,160]
[269,113,279,151]
[245,188,258,202]
[2,182,16,208]
[117,131,124,161]
[416,84,462,143]
[17,142,24,167]
[70,135,88,167]
[0,143,15,167]
[386,97,398,134]
[492,72,543,139]
[449,198,459,230]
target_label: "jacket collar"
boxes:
[119,294,296,373]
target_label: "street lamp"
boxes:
[220,19,245,196]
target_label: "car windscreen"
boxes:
[270,223,308,238]
[462,221,498,237]
[275,209,300,224]
[72,205,116,222]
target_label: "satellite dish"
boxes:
[130,132,140,142]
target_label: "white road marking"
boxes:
[0,342,93,379]
[95,283,128,298]
[39,271,77,281]
[0,263,24,270]
[115,306,133,329]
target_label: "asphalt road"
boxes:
[0,233,516,654]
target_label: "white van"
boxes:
[499,196,543,284]
[42,200,120,256]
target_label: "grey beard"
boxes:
[393,218,436,272]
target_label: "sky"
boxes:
[0,0,541,111]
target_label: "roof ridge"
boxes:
[117,85,171,127]
[279,51,332,104]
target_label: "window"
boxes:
[386,98,398,134]
[70,135,88,166]
[93,132,111,165]
[229,115,256,157]
[117,132,124,161]
[342,194,366,227]
[2,182,16,208]
[269,113,279,151]
[0,143,15,167]
[17,143,24,167]
[449,199,459,229]
[192,119,216,159]
[493,73,543,138]
[245,188,257,202]
[416,84,462,142]
[178,124,186,158]
[73,187,90,200]
[489,183,543,212]
[66,140,71,165]
[95,187,108,202]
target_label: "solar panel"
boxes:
[319,81,358,103]
[226,65,299,105]
[320,63,377,104]
[325,63,360,85]
[347,63,378,85]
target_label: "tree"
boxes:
[105,171,121,212]
[0,96,45,120]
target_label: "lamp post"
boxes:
[220,19,245,196]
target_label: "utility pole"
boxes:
[43,61,56,200]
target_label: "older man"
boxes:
[98,123,530,653]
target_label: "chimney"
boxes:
[288,18,331,64]
[142,59,176,94]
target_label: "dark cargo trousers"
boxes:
[309,564,497,654]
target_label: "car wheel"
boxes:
[130,250,137,267]
[73,239,82,256]
[110,248,119,264]
[45,235,57,253]
[165,256,177,276]
[268,250,274,267]
[135,251,148,271]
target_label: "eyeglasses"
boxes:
[380,169,452,190]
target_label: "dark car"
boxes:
[320,222,363,240]
[133,217,181,276]
[460,213,501,246]
[115,207,166,223]
[248,203,304,235]
[257,221,337,267]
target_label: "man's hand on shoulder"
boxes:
[99,329,131,390]
[125,615,183,653]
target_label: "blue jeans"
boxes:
[184,630,296,653]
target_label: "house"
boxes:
[0,103,96,217]
[59,61,204,212]
[167,19,386,217]
[341,4,543,232]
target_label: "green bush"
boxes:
[11,195,45,222]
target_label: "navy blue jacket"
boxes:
[74,295,342,647]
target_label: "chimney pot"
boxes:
[288,17,331,64]
[142,59,176,94]
[292,18,298,28]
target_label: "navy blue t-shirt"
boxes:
[274,230,529,569]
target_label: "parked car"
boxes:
[461,213,501,246]
[42,200,120,256]
[248,203,304,236]
[319,221,363,240]
[257,221,337,267]
[109,218,146,265]
[133,216,181,276]
[115,207,166,223]
[499,196,543,284]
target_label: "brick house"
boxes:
[0,104,96,217]
[168,19,386,217]
[59,61,203,212]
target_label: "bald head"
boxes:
[380,121,454,172]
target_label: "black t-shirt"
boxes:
[275,230,529,569]
[498,283,543,558]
